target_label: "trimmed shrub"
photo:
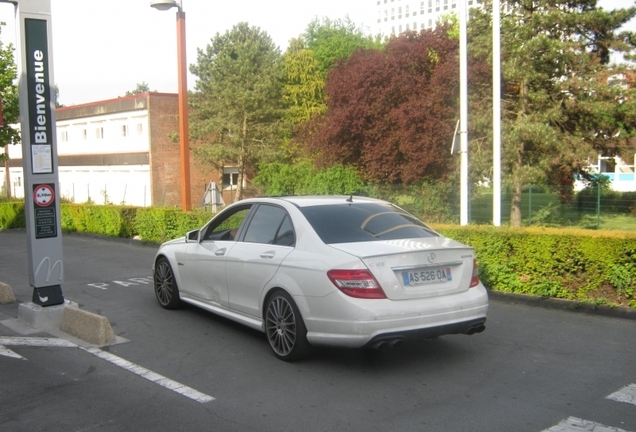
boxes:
[433,224,636,308]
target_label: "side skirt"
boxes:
[179,293,264,332]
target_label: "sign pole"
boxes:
[8,0,64,306]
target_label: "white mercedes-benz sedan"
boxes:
[153,196,488,361]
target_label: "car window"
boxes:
[273,215,295,246]
[202,206,252,241]
[299,203,438,244]
[243,205,294,246]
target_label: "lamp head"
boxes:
[150,0,180,11]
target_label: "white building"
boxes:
[375,0,482,37]
[0,92,206,207]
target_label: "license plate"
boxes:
[402,267,452,287]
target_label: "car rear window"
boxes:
[299,203,438,244]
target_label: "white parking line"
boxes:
[0,336,214,403]
[607,384,636,407]
[81,347,215,403]
[543,416,630,432]
[0,336,78,360]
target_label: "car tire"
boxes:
[154,257,183,309]
[265,290,312,362]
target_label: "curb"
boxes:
[488,289,636,321]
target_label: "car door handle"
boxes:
[260,251,275,259]
[215,248,227,256]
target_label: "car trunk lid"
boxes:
[328,237,476,300]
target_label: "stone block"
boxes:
[0,282,16,304]
[59,305,117,346]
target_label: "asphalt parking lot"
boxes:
[1,229,635,432]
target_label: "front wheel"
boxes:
[154,257,183,309]
[265,291,312,361]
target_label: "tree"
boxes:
[125,81,153,96]
[0,22,20,165]
[281,38,327,125]
[300,26,461,184]
[278,38,327,160]
[253,161,363,196]
[189,23,284,201]
[303,17,382,77]
[469,0,636,226]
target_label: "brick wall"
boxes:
[147,93,210,208]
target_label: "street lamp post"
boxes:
[150,0,191,211]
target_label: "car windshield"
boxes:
[299,203,438,244]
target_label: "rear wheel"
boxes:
[154,257,182,309]
[265,290,311,361]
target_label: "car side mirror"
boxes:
[186,230,200,243]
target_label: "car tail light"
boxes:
[327,269,387,299]
[470,259,480,288]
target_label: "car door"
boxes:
[226,204,295,317]
[178,204,252,306]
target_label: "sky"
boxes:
[0,0,633,107]
[0,0,375,106]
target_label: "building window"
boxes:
[60,130,68,142]
[121,125,128,137]
[436,0,440,11]
[222,167,239,190]
[428,0,433,13]
[444,0,448,10]
[82,129,87,140]
[137,123,143,135]
[96,127,104,139]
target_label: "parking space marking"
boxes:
[0,336,78,360]
[87,276,153,290]
[81,347,215,403]
[0,336,214,403]
[543,417,630,432]
[607,384,636,406]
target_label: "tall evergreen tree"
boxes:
[189,22,283,201]
[469,0,636,226]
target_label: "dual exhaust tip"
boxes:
[370,324,486,350]
[371,338,404,351]
[465,324,486,335]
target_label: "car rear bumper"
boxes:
[301,284,489,348]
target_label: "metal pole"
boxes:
[597,179,601,229]
[528,185,532,226]
[493,0,501,226]
[3,147,10,198]
[176,9,191,211]
[459,0,469,225]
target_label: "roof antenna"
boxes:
[346,195,353,202]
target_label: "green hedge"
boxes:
[134,207,209,243]
[0,202,211,243]
[0,202,26,229]
[1,202,634,308]
[433,225,636,308]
